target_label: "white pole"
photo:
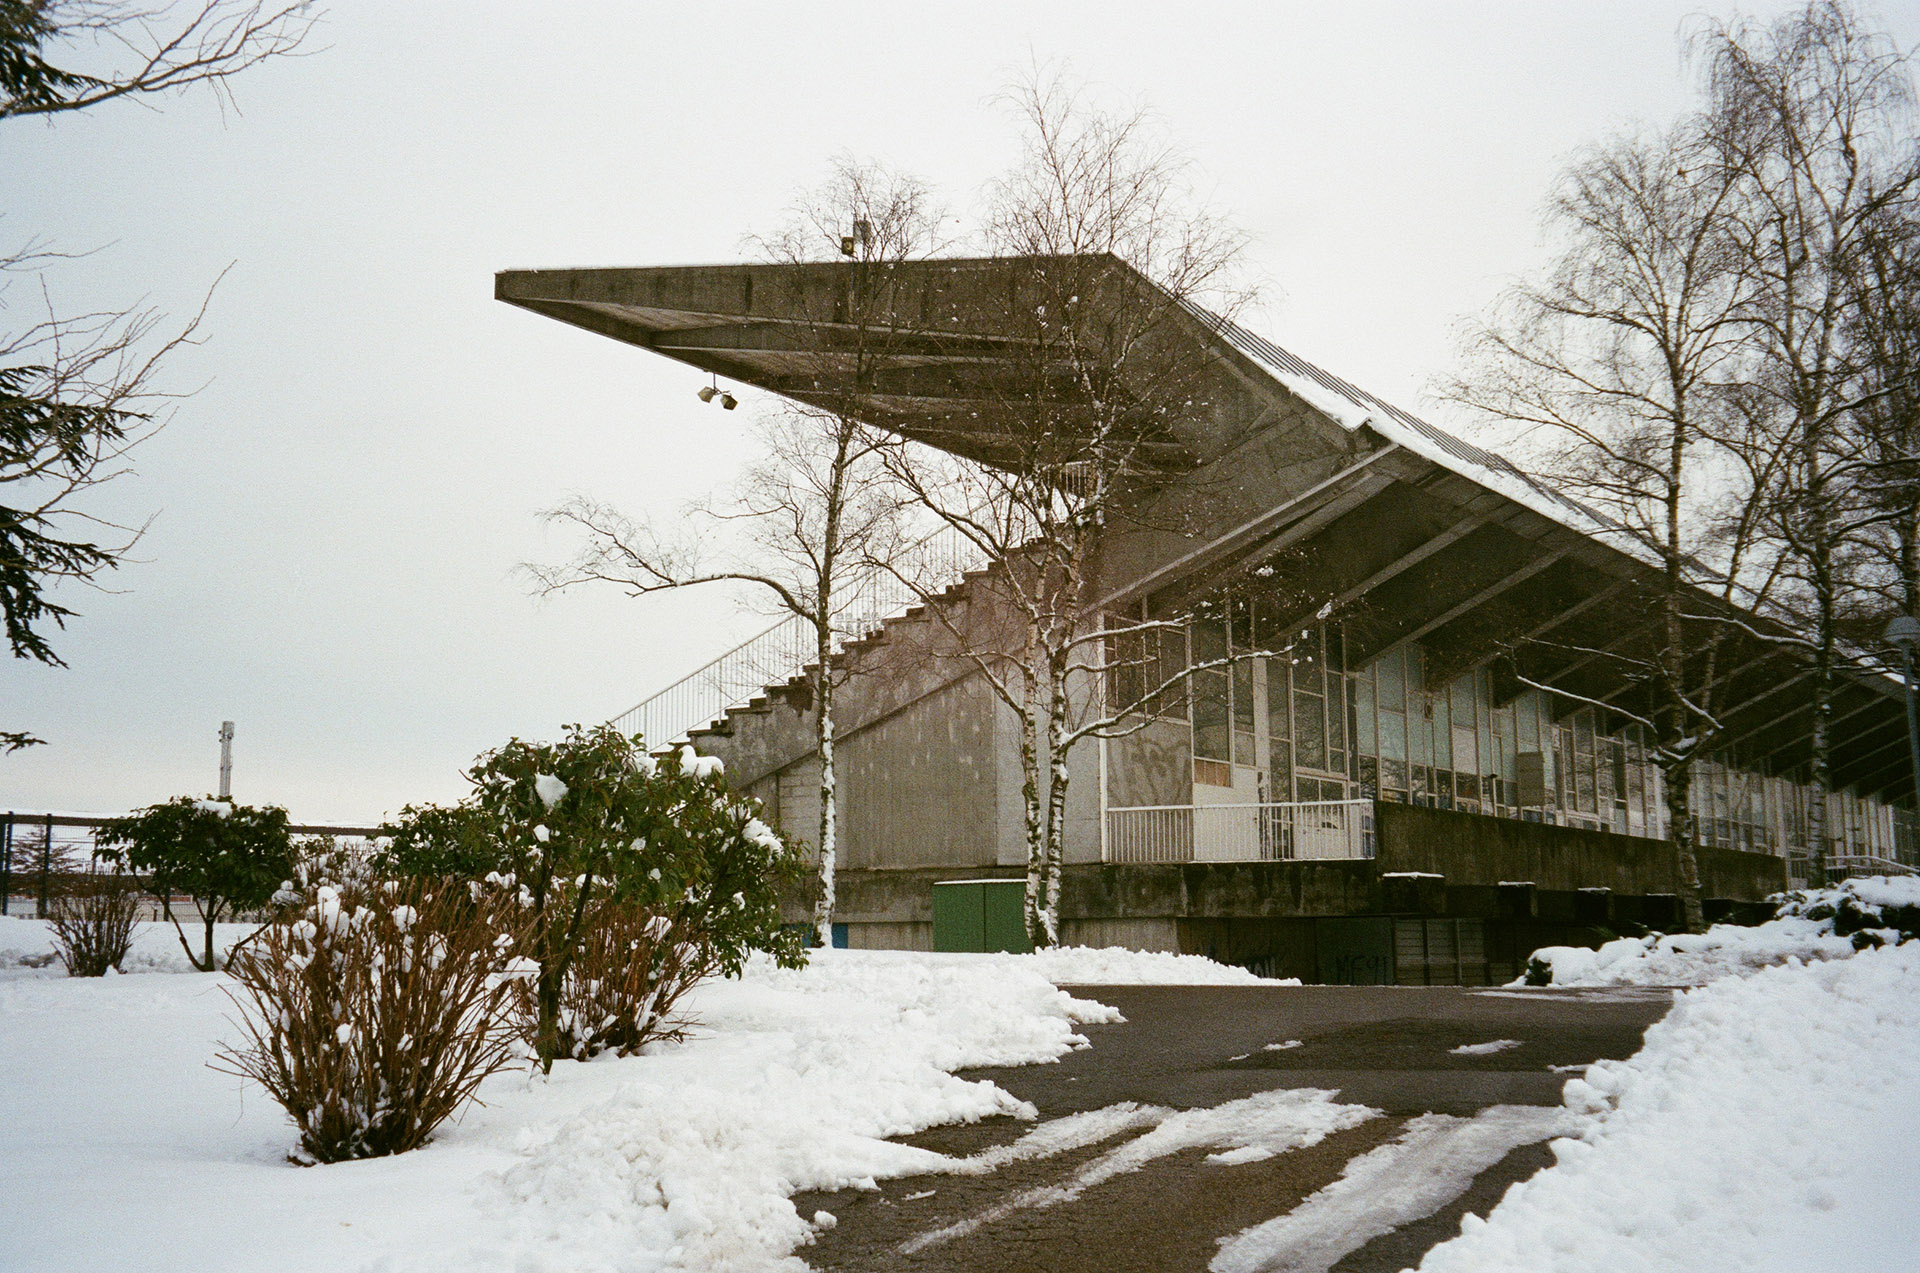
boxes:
[218,721,234,800]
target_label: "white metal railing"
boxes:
[1105,800,1374,865]
[1825,854,1919,880]
[609,526,986,748]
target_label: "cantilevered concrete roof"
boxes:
[498,256,1914,806]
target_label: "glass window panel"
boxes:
[1380,709,1407,762]
[1193,667,1229,761]
[1452,725,1479,776]
[1265,657,1290,737]
[1294,692,1327,770]
[1379,756,1408,796]
[1153,625,1188,719]
[1576,757,1597,815]
[1354,675,1376,756]
[1233,661,1255,735]
[1411,702,1433,767]
[1377,649,1406,712]
[1106,621,1144,715]
[1293,645,1324,699]
[1433,693,1452,768]
[1552,727,1573,810]
[1328,677,1347,757]
[1449,675,1474,721]
[1269,740,1293,800]
[1194,618,1228,665]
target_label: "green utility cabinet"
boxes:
[932,879,1033,953]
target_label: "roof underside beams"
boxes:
[1146,454,1913,805]
[497,261,1211,472]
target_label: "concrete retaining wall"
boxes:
[1374,802,1789,901]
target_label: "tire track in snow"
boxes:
[898,1089,1379,1256]
[1209,1104,1577,1273]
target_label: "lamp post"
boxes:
[1884,616,1920,819]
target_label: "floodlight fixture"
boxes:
[697,385,718,403]
[719,392,737,410]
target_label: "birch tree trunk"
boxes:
[812,645,838,948]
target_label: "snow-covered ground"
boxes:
[0,922,1264,1273]
[1523,875,1920,987]
[1412,938,1920,1273]
[0,912,258,973]
[9,892,1918,1273]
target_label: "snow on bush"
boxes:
[379,723,807,1071]
[1414,940,1920,1273]
[220,871,532,1163]
[1523,876,1920,987]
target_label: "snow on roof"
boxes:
[1200,310,1627,547]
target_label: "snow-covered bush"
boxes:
[1773,875,1920,945]
[1522,875,1919,987]
[520,899,710,1059]
[47,869,140,976]
[218,872,531,1163]
[380,724,808,1071]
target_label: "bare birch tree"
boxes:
[532,161,941,947]
[1701,0,1920,873]
[1846,195,1920,616]
[1442,122,1770,934]
[878,69,1255,945]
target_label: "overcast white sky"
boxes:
[4,1,1917,823]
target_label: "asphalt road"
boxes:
[795,983,1672,1273]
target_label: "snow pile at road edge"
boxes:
[1414,941,1920,1273]
[484,950,1123,1272]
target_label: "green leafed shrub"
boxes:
[95,797,291,971]
[380,724,808,1070]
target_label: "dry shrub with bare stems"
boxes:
[517,898,716,1060]
[219,875,533,1163]
[48,870,141,976]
